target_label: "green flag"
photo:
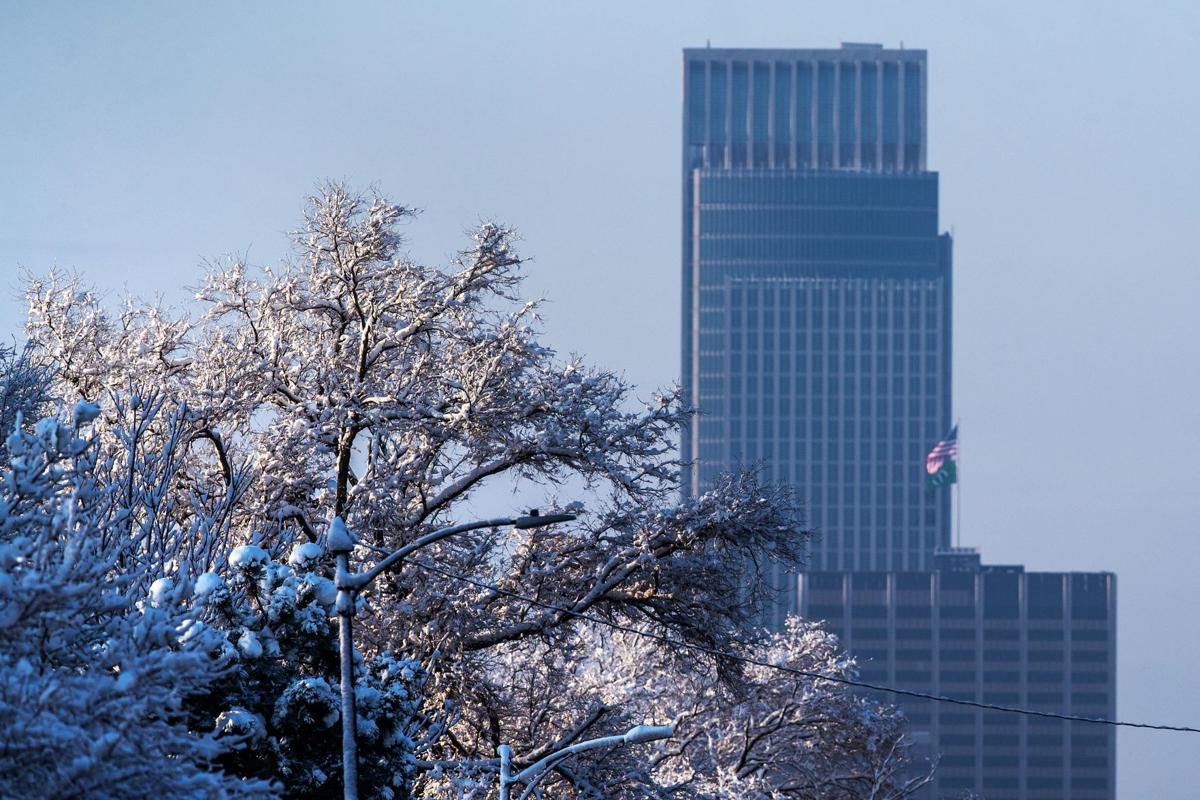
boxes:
[926,459,957,490]
[925,426,958,490]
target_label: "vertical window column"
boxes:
[837,62,857,168]
[731,62,749,168]
[752,61,770,167]
[686,60,707,167]
[817,62,834,167]
[709,61,727,169]
[882,62,898,171]
[861,62,878,170]
[796,61,814,167]
[903,61,923,171]
[772,61,792,168]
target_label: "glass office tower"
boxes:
[799,551,1117,800]
[681,45,953,583]
[679,45,1116,800]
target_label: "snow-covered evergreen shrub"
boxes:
[181,542,444,799]
[0,406,273,798]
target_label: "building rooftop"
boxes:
[683,45,925,60]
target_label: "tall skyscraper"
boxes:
[679,44,1116,800]
[681,45,953,586]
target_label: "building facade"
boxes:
[680,44,953,577]
[679,44,1117,800]
[798,550,1117,800]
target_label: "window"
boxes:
[709,62,727,154]
[838,62,856,165]
[752,61,770,165]
[903,61,921,168]
[731,61,749,168]
[795,61,813,164]
[882,62,898,169]
[773,62,791,165]
[861,62,877,169]
[817,62,835,166]
[687,61,706,145]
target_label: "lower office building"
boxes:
[797,548,1116,800]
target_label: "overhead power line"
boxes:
[408,559,1200,734]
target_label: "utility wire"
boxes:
[408,559,1200,734]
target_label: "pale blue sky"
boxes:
[3,2,1199,795]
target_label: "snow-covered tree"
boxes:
[0,342,52,460]
[23,183,929,798]
[579,620,933,799]
[0,398,272,798]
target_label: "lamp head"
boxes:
[512,510,576,530]
[622,724,675,744]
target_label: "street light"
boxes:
[497,724,676,800]
[327,511,577,800]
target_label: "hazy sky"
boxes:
[3,2,1199,795]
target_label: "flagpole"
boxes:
[954,418,962,548]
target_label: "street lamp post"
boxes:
[326,511,576,800]
[496,724,676,800]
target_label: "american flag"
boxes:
[926,425,958,475]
